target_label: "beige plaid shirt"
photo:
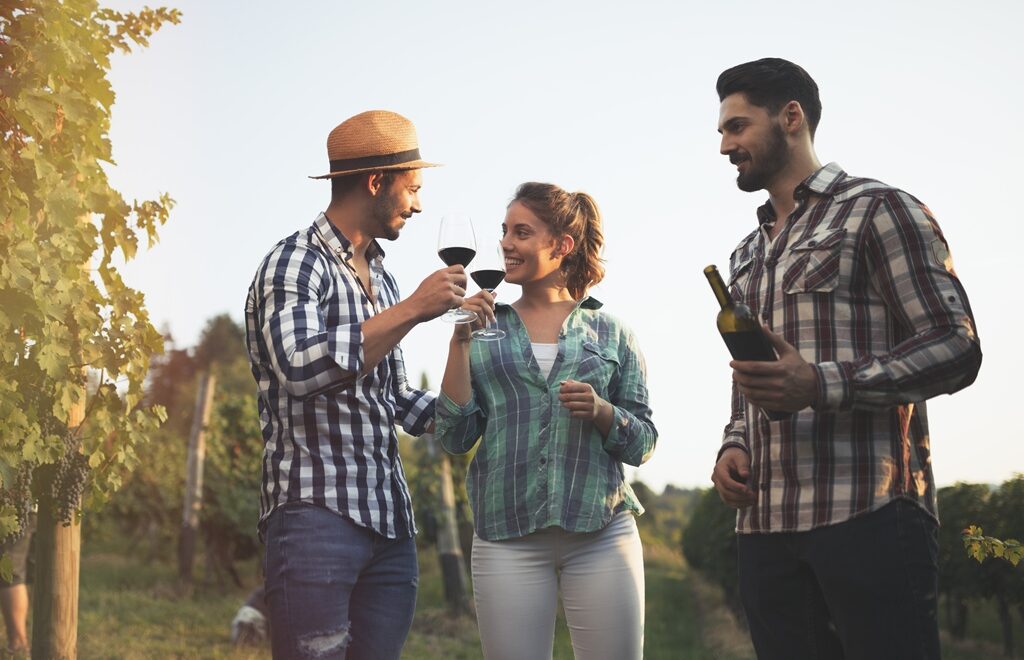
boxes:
[721,163,982,533]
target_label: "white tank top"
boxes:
[531,343,559,378]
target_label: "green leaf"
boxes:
[0,0,179,513]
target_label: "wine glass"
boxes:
[437,214,477,324]
[471,243,506,341]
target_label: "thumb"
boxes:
[762,323,793,355]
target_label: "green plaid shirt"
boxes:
[435,297,657,541]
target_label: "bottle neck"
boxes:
[704,265,733,310]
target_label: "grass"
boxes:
[8,533,754,659]
[11,535,1015,659]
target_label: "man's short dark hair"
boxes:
[716,58,822,139]
[330,170,396,202]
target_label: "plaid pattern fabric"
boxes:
[245,213,435,539]
[721,163,982,533]
[435,298,657,542]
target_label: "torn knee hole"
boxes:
[297,625,351,657]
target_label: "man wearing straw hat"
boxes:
[244,110,465,659]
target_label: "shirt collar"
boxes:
[755,162,846,227]
[313,212,386,263]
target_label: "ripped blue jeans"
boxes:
[264,503,418,659]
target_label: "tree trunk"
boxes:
[429,433,469,615]
[945,593,969,640]
[997,592,1014,658]
[31,388,85,659]
[178,371,216,584]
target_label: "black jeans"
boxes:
[737,499,940,660]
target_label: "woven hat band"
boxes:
[328,148,422,173]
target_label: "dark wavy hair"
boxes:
[716,58,822,139]
[511,182,605,299]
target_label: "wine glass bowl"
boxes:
[470,243,506,341]
[438,215,478,324]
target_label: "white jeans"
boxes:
[471,511,645,660]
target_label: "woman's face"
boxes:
[500,201,566,286]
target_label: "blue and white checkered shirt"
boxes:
[245,212,435,539]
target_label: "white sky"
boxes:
[102,0,1024,492]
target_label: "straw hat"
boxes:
[309,110,440,179]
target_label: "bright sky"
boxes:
[102,0,1023,493]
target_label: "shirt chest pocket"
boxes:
[782,227,846,294]
[728,255,755,302]
[575,341,620,395]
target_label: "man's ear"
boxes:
[366,171,386,196]
[781,100,806,136]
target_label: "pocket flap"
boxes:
[727,255,755,287]
[789,227,846,252]
[582,341,619,363]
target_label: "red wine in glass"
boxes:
[438,215,477,324]
[438,247,476,268]
[470,269,505,290]
[470,245,506,341]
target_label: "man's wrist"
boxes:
[717,441,748,463]
[391,297,427,326]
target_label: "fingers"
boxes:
[729,359,782,375]
[712,450,755,508]
[558,379,591,394]
[441,265,468,290]
[460,295,495,324]
[762,323,793,354]
[558,380,598,418]
[713,474,755,508]
[470,288,495,305]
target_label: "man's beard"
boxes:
[736,123,789,192]
[371,189,403,241]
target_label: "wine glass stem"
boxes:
[484,288,495,332]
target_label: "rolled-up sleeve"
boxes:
[434,390,484,455]
[601,328,657,467]
[389,344,436,436]
[258,240,363,399]
[813,191,982,412]
[718,379,749,462]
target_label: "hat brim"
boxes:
[309,160,442,179]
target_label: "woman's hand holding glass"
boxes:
[451,290,496,343]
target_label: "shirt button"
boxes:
[539,457,547,466]
[764,257,777,268]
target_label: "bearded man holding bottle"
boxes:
[709,58,982,660]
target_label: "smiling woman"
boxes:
[435,181,657,660]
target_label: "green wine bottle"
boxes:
[704,264,789,420]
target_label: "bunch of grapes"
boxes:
[50,431,91,527]
[0,464,33,545]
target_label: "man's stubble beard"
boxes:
[737,122,789,193]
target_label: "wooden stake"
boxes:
[178,371,216,584]
[32,388,85,660]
